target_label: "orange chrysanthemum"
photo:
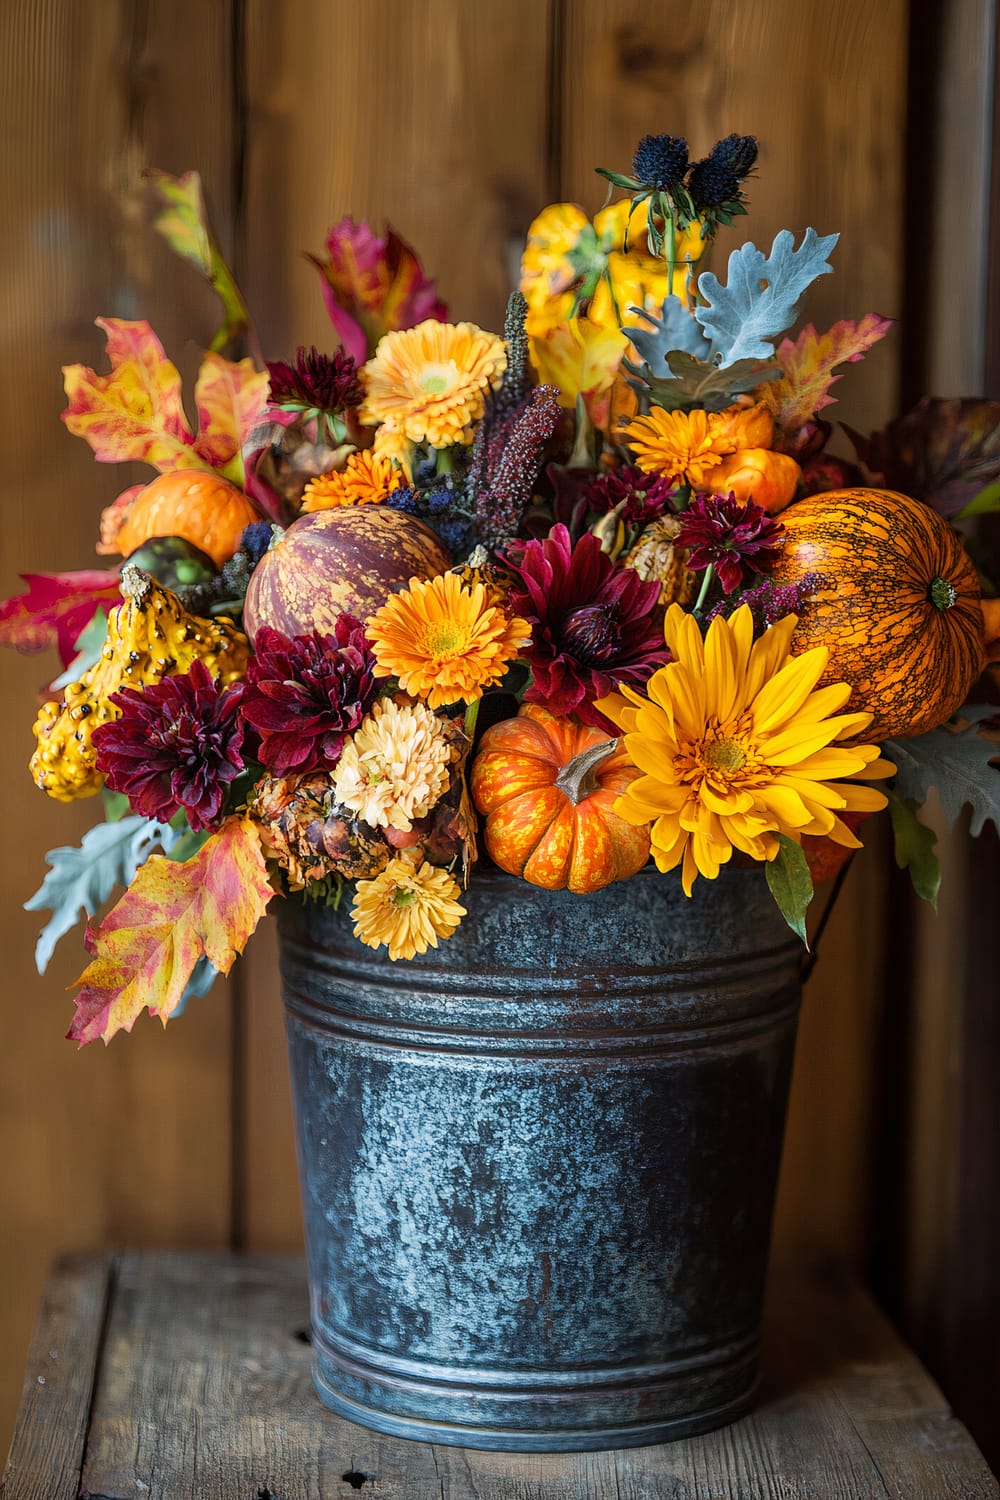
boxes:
[360,319,507,449]
[366,570,531,709]
[624,407,735,488]
[300,450,406,512]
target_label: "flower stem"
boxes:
[463,696,481,742]
[693,565,716,616]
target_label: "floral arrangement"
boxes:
[4,136,999,1046]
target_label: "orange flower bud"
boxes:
[709,448,802,513]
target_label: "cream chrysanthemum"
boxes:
[598,604,893,896]
[332,699,452,831]
[300,450,406,511]
[360,319,507,449]
[366,571,530,709]
[351,849,466,961]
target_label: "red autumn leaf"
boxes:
[309,218,447,362]
[0,570,122,666]
[764,314,893,444]
[61,317,268,485]
[68,816,274,1046]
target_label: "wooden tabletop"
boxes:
[1,1252,996,1499]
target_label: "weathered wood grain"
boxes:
[0,0,237,1458]
[0,1254,110,1500]
[56,1252,995,1499]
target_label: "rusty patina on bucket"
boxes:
[278,864,802,1452]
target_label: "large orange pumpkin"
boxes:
[242,504,451,642]
[470,704,650,893]
[115,470,261,568]
[768,488,984,740]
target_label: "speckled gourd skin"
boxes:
[768,488,984,741]
[242,505,452,642]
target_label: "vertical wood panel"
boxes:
[239,0,555,1250]
[0,0,238,1455]
[557,0,907,1264]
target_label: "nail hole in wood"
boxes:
[292,1326,312,1344]
[342,1470,372,1489]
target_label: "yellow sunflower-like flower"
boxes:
[332,698,453,832]
[351,849,466,961]
[623,407,734,487]
[598,604,893,896]
[366,570,531,709]
[359,319,507,450]
[300,450,406,512]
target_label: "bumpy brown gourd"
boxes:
[30,565,249,802]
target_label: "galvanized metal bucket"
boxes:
[278,864,803,1452]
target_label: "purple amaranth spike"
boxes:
[474,385,562,552]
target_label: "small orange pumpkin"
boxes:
[115,470,261,568]
[470,704,650,893]
[768,487,985,740]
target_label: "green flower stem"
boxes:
[436,446,456,477]
[693,565,715,616]
[463,696,481,741]
[664,207,677,298]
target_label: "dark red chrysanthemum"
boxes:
[266,346,364,415]
[576,465,678,526]
[93,660,247,831]
[674,492,785,594]
[504,524,668,726]
[242,617,377,775]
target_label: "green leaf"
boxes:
[25,816,179,973]
[50,609,109,690]
[626,349,779,413]
[144,169,253,355]
[101,789,132,823]
[165,827,213,863]
[885,712,1000,837]
[765,835,814,946]
[696,228,839,367]
[887,791,941,909]
[957,477,1000,518]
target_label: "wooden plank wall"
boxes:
[0,0,908,1456]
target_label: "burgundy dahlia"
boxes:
[577,465,678,526]
[242,617,376,775]
[93,660,247,832]
[504,524,669,727]
[266,346,364,416]
[674,492,785,594]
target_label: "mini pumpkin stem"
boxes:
[929,575,957,612]
[119,563,154,605]
[554,738,620,805]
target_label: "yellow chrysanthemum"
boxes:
[598,604,893,897]
[300,450,406,512]
[360,319,507,450]
[332,699,452,832]
[351,849,466,961]
[366,571,531,709]
[623,407,736,487]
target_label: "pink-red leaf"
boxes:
[310,218,447,362]
[764,314,893,440]
[0,571,122,666]
[68,816,274,1046]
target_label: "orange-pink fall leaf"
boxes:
[191,352,270,483]
[763,314,894,435]
[68,816,274,1046]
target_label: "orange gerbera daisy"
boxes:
[300,450,406,511]
[366,570,531,709]
[623,407,735,488]
[360,319,507,449]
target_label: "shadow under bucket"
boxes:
[278,864,803,1452]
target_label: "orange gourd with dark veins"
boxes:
[470,704,651,893]
[768,488,984,741]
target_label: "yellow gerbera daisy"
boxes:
[300,450,406,512]
[332,699,452,832]
[360,319,507,450]
[351,849,466,961]
[598,604,893,896]
[366,571,531,709]
[623,407,736,487]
